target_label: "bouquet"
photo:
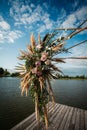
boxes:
[16,20,87,130]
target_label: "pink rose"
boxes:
[35,61,41,67]
[41,52,48,61]
[31,67,42,76]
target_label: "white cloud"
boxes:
[0,21,10,30]
[58,58,87,77]
[9,1,57,33]
[70,43,87,57]
[0,15,23,43]
[62,6,87,28]
[0,30,22,43]
[0,33,3,39]
[7,30,23,43]
[76,6,87,21]
[0,16,10,30]
[62,14,76,28]
[58,43,87,70]
[38,25,46,33]
[9,0,87,34]
[20,5,32,13]
[30,3,35,8]
[9,1,87,41]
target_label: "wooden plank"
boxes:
[63,107,73,130]
[48,103,60,120]
[11,102,87,130]
[80,109,85,130]
[68,107,77,130]
[48,104,68,130]
[45,103,61,130]
[48,103,59,118]
[33,103,60,130]
[75,109,80,130]
[25,103,58,130]
[39,103,59,130]
[58,106,73,130]
[58,106,71,130]
[39,103,60,130]
[85,111,87,130]
[41,103,63,130]
[56,105,69,129]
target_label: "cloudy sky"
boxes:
[0,0,87,76]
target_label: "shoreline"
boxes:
[0,76,87,80]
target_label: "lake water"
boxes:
[0,77,87,130]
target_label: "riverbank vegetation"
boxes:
[0,67,19,77]
[56,74,87,79]
[0,67,87,79]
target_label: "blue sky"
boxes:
[0,0,87,76]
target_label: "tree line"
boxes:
[0,67,19,77]
[0,67,87,79]
[56,74,87,79]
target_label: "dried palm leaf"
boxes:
[50,63,63,73]
[39,77,44,92]
[51,58,65,63]
[43,105,49,130]
[27,45,33,54]
[38,33,41,44]
[31,34,36,48]
[52,43,64,51]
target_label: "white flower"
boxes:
[36,44,42,49]
[46,46,49,49]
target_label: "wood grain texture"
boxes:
[11,102,87,130]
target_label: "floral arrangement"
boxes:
[16,20,87,130]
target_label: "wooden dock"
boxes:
[11,102,87,130]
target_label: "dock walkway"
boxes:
[11,102,87,130]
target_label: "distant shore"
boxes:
[58,77,87,80]
[0,67,87,79]
[56,75,87,80]
[0,75,87,80]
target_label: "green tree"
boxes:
[4,69,10,76]
[0,67,4,76]
[11,72,19,77]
